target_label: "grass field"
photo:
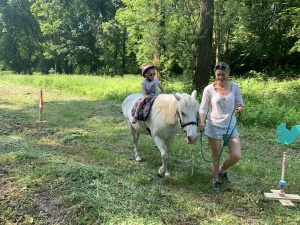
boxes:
[0,75,300,224]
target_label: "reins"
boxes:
[199,109,240,163]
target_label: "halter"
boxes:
[176,109,197,128]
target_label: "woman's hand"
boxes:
[198,114,206,132]
[236,106,244,115]
[198,122,205,133]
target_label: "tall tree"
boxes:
[226,0,299,74]
[194,0,214,90]
[214,11,221,64]
[116,0,162,75]
[213,0,236,64]
[0,0,43,73]
[116,0,201,78]
[284,0,300,53]
[31,0,64,73]
[152,0,166,80]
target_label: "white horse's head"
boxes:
[154,90,200,144]
[174,90,199,144]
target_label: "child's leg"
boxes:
[134,99,145,117]
[132,98,145,123]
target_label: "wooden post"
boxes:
[39,89,43,121]
[38,89,47,123]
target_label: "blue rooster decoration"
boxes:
[276,122,300,145]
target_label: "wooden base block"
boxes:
[264,190,300,207]
[37,120,47,123]
[279,199,295,207]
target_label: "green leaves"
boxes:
[0,0,299,77]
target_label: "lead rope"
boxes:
[200,109,240,163]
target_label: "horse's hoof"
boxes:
[157,170,165,178]
[165,171,170,177]
[135,156,142,162]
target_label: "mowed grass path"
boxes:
[0,82,300,224]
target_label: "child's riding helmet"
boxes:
[142,64,155,77]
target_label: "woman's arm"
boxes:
[198,86,211,131]
[234,83,244,114]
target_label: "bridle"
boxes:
[176,109,197,129]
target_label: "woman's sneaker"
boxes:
[213,180,220,192]
[219,172,231,183]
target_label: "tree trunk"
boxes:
[153,0,165,81]
[214,12,220,64]
[223,25,230,62]
[54,51,58,74]
[194,0,214,90]
[122,25,126,75]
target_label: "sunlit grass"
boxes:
[1,74,299,128]
[0,74,185,101]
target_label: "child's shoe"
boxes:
[132,117,137,124]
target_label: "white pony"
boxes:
[122,90,200,177]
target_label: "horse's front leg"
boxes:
[164,135,175,176]
[154,136,168,177]
[129,123,141,161]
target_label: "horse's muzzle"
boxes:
[187,135,198,144]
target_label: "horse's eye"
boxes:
[181,112,186,117]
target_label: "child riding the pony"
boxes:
[132,64,166,124]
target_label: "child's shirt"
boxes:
[142,78,161,97]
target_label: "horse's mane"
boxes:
[153,93,199,125]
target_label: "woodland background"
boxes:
[1,0,300,89]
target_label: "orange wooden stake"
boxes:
[38,89,46,123]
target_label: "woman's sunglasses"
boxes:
[215,64,229,70]
[148,73,155,76]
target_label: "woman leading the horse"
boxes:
[131,64,166,124]
[198,62,244,192]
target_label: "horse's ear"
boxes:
[173,93,181,101]
[191,90,197,99]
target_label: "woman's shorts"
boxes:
[205,123,238,139]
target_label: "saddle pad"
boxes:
[131,97,156,121]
